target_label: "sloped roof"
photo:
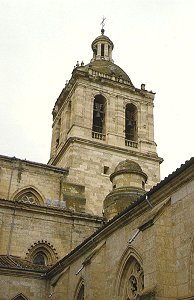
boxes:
[46,157,194,277]
[0,255,49,272]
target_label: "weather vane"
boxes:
[100,16,106,30]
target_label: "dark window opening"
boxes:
[55,118,61,148]
[56,138,59,148]
[92,95,106,134]
[108,45,110,57]
[101,44,105,56]
[33,252,46,266]
[93,46,97,55]
[125,103,137,141]
[103,166,109,174]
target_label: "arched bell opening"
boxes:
[92,94,106,140]
[125,103,138,147]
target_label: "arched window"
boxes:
[77,284,84,300]
[125,103,138,147]
[125,260,144,299]
[92,94,106,140]
[13,187,44,206]
[116,253,144,300]
[74,280,84,300]
[33,251,47,266]
[26,240,58,266]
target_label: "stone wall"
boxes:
[49,76,162,215]
[0,273,47,300]
[0,155,67,204]
[49,177,194,299]
[56,140,161,215]
[0,201,101,260]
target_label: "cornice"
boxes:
[0,267,45,278]
[52,69,154,122]
[50,136,162,166]
[0,154,68,175]
[0,199,103,224]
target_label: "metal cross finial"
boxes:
[100,16,106,29]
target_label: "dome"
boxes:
[92,34,114,50]
[75,30,134,86]
[110,160,148,182]
[115,160,143,173]
[82,60,132,83]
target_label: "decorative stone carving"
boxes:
[16,192,38,205]
[25,240,58,266]
[126,261,144,300]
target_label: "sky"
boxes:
[0,0,193,180]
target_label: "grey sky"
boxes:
[0,0,193,179]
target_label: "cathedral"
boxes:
[0,27,194,300]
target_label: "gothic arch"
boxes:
[115,246,144,300]
[25,240,58,266]
[12,186,45,206]
[74,278,85,300]
[11,293,28,300]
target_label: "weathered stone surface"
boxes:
[0,28,193,300]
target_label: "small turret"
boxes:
[103,160,147,220]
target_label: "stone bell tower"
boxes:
[48,28,162,215]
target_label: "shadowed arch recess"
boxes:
[12,186,45,206]
[115,247,144,300]
[25,240,58,266]
[74,278,85,300]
